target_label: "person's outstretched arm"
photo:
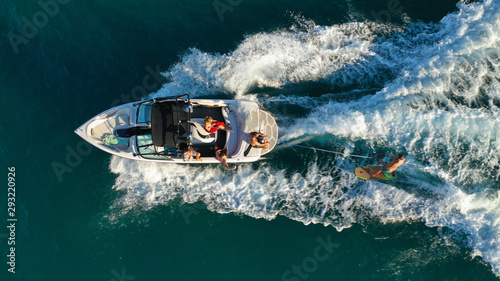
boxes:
[223,161,237,170]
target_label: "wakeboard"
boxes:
[355,166,397,180]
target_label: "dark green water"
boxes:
[2,0,500,280]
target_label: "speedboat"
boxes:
[75,94,278,163]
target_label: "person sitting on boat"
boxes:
[183,146,202,162]
[370,153,405,176]
[204,116,231,133]
[215,146,237,170]
[248,132,270,150]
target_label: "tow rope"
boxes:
[224,129,381,160]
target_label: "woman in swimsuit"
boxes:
[215,146,237,170]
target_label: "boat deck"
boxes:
[190,106,227,157]
[191,105,225,120]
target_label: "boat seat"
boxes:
[222,107,240,157]
[91,114,130,138]
[115,114,129,126]
[189,119,216,144]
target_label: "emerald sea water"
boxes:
[2,0,500,280]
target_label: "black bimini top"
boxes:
[150,101,189,147]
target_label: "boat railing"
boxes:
[132,93,191,107]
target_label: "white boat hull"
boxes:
[75,97,278,164]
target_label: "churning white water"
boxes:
[110,0,500,276]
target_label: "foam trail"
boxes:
[151,21,398,99]
[109,0,500,276]
[283,0,500,184]
[280,0,500,274]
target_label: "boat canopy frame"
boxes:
[133,94,193,159]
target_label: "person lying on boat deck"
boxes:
[369,153,405,176]
[248,132,270,150]
[183,146,202,162]
[215,146,237,170]
[204,116,232,133]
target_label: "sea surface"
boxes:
[1,0,500,280]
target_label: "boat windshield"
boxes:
[136,134,177,160]
[133,95,192,158]
[137,101,153,123]
[150,101,190,147]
